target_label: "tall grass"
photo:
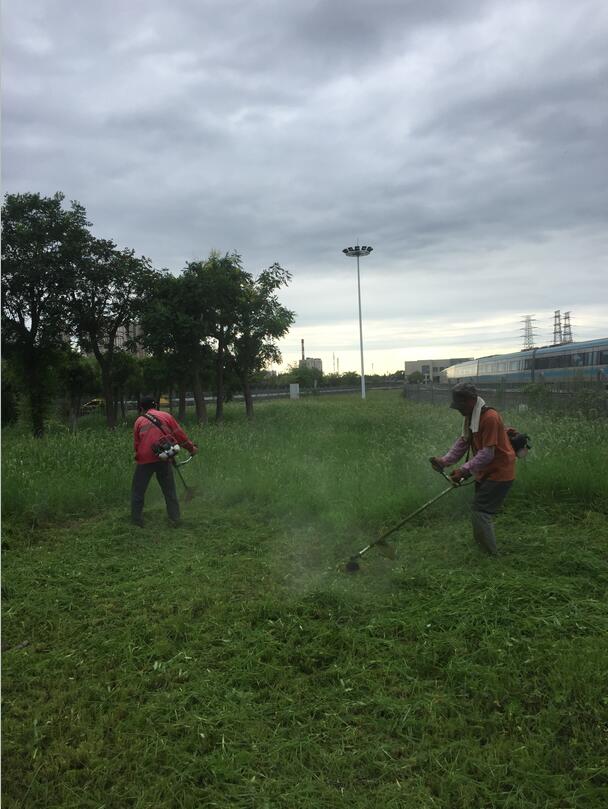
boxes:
[2,392,606,531]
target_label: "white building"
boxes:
[116,322,146,358]
[404,357,473,384]
[299,357,323,372]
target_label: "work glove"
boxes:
[190,444,199,456]
[449,467,471,484]
[429,456,445,473]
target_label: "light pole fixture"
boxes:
[342,244,373,399]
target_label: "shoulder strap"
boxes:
[141,412,168,435]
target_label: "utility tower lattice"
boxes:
[553,310,562,345]
[520,315,538,349]
[562,311,573,343]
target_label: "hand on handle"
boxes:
[429,456,445,473]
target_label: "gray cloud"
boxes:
[3,0,607,369]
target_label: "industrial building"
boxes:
[404,357,473,384]
[299,357,323,372]
[298,339,322,372]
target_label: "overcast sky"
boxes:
[3,0,607,373]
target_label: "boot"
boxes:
[472,510,498,555]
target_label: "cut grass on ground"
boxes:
[3,392,608,808]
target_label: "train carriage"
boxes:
[440,338,608,385]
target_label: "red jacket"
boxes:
[133,409,195,465]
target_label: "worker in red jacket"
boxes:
[131,395,197,527]
[430,382,515,555]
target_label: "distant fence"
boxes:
[243,382,404,400]
[403,381,608,418]
[80,382,405,417]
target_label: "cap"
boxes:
[138,395,157,411]
[449,382,478,408]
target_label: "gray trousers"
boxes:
[471,480,513,555]
[131,462,180,523]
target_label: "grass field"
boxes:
[2,392,608,808]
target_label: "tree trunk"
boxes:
[178,383,187,421]
[101,368,117,429]
[192,369,208,425]
[120,394,126,421]
[243,378,254,419]
[69,395,81,433]
[215,334,225,423]
[168,385,173,413]
[25,351,47,438]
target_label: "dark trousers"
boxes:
[131,462,180,523]
[471,480,513,555]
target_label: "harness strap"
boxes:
[141,411,169,435]
[141,411,180,462]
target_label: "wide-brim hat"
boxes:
[449,382,478,408]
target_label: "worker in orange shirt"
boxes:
[431,382,516,555]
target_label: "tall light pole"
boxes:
[342,244,373,399]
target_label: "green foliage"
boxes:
[184,252,250,422]
[139,271,206,378]
[2,393,607,808]
[286,363,324,387]
[231,263,295,417]
[57,349,99,397]
[407,370,424,383]
[522,382,553,407]
[522,381,608,419]
[1,192,91,435]
[340,370,360,386]
[55,349,100,428]
[1,193,295,433]
[139,355,172,402]
[1,359,20,425]
[70,238,153,429]
[1,192,90,351]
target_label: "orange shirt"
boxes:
[471,408,516,482]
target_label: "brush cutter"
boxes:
[173,455,196,503]
[344,464,467,573]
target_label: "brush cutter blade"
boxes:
[183,487,196,503]
[345,559,361,573]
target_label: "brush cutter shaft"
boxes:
[174,464,188,488]
[172,457,196,501]
[376,485,455,544]
[351,484,457,563]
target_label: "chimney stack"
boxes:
[301,339,305,361]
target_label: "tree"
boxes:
[407,371,424,384]
[111,350,142,421]
[231,263,294,418]
[183,252,250,423]
[138,271,212,424]
[1,359,20,426]
[69,238,153,429]
[139,355,171,407]
[1,192,90,436]
[340,371,360,386]
[57,349,99,431]
[286,363,323,388]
